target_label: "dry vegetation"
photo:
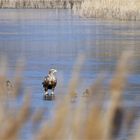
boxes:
[74,0,140,20]
[0,0,81,9]
[0,52,139,140]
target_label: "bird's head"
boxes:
[49,69,57,75]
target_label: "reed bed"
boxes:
[0,52,139,140]
[0,0,81,9]
[74,0,140,20]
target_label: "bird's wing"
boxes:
[42,76,49,85]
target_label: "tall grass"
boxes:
[0,52,139,140]
[0,0,81,9]
[75,0,140,20]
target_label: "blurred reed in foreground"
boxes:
[74,0,140,21]
[0,51,139,140]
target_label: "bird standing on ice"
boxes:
[42,69,57,96]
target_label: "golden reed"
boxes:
[74,0,140,21]
[0,51,139,140]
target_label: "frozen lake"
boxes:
[0,9,139,139]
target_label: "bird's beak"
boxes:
[53,69,57,73]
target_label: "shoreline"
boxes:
[0,0,82,9]
[0,0,140,21]
[76,0,140,21]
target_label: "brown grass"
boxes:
[0,51,139,140]
[74,0,140,21]
[0,0,81,9]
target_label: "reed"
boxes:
[0,52,139,140]
[0,0,81,9]
[75,0,140,20]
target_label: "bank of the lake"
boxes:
[0,0,82,9]
[75,0,140,21]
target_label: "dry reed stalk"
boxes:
[0,95,31,140]
[0,52,139,140]
[11,59,25,98]
[0,58,30,140]
[104,51,133,140]
[68,54,85,100]
[31,109,45,126]
[0,57,7,98]
[133,126,140,140]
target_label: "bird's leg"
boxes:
[44,88,49,95]
[51,88,54,95]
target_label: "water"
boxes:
[0,9,140,139]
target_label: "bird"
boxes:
[83,88,89,97]
[6,80,12,88]
[42,69,57,96]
